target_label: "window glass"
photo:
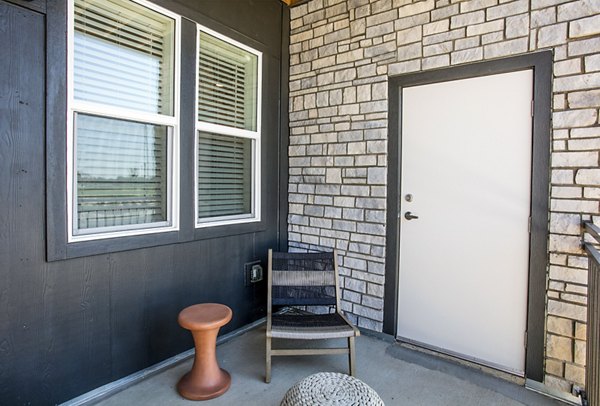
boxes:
[197,31,258,131]
[197,132,251,219]
[73,0,175,115]
[75,114,169,234]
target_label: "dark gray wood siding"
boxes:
[0,0,289,404]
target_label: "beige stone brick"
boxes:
[575,322,587,340]
[455,36,481,50]
[550,198,599,214]
[423,19,450,36]
[584,187,600,198]
[551,186,581,198]
[505,13,529,38]
[366,9,398,26]
[398,0,435,18]
[576,169,600,185]
[574,340,586,365]
[423,54,450,69]
[561,293,587,305]
[466,19,504,36]
[553,110,598,129]
[552,150,598,166]
[460,0,498,13]
[564,364,585,385]
[531,7,556,28]
[451,47,484,64]
[550,253,568,265]
[569,37,600,57]
[567,255,588,269]
[572,127,600,138]
[431,4,459,21]
[549,265,588,285]
[553,140,567,151]
[565,284,587,295]
[586,54,600,72]
[548,299,587,322]
[451,11,485,29]
[544,375,572,393]
[487,0,529,20]
[557,0,600,22]
[569,138,600,151]
[388,59,421,75]
[546,359,564,376]
[423,28,465,45]
[547,315,574,336]
[397,42,423,60]
[549,234,581,254]
[424,41,453,56]
[549,212,582,235]
[546,334,573,361]
[537,22,567,48]
[483,37,528,58]
[551,169,574,184]
[396,26,423,45]
[350,18,367,36]
[554,58,582,76]
[569,14,600,38]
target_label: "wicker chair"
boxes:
[265,249,360,383]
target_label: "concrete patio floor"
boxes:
[95,326,566,406]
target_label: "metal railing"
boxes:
[583,221,600,406]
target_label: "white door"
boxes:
[396,70,533,375]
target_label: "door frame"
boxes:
[383,52,552,382]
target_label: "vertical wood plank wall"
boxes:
[0,0,289,404]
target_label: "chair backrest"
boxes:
[268,250,340,308]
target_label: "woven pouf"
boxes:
[280,372,384,406]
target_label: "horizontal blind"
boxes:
[197,132,251,219]
[197,31,257,131]
[73,0,174,115]
[75,114,168,232]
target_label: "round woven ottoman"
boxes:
[280,372,384,406]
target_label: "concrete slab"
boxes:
[96,327,563,405]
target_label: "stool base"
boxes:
[177,368,231,401]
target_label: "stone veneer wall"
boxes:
[287,0,600,394]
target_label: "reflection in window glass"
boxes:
[75,114,168,233]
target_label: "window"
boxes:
[67,0,180,241]
[195,28,261,227]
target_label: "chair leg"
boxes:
[265,336,272,383]
[348,336,356,376]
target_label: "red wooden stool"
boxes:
[177,303,232,400]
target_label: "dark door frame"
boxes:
[383,51,553,382]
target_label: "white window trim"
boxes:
[66,0,181,243]
[194,24,262,229]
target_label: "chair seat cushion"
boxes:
[270,312,357,339]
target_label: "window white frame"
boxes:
[66,0,181,242]
[194,25,262,228]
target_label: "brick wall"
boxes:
[287,0,600,393]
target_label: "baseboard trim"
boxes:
[525,379,582,405]
[61,317,266,406]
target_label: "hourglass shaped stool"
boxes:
[177,303,233,400]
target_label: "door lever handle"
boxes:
[404,211,419,220]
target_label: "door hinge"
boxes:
[524,331,528,348]
[531,100,534,117]
[528,216,532,233]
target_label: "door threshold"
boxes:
[395,337,526,386]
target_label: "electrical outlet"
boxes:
[244,260,261,286]
[250,264,263,283]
